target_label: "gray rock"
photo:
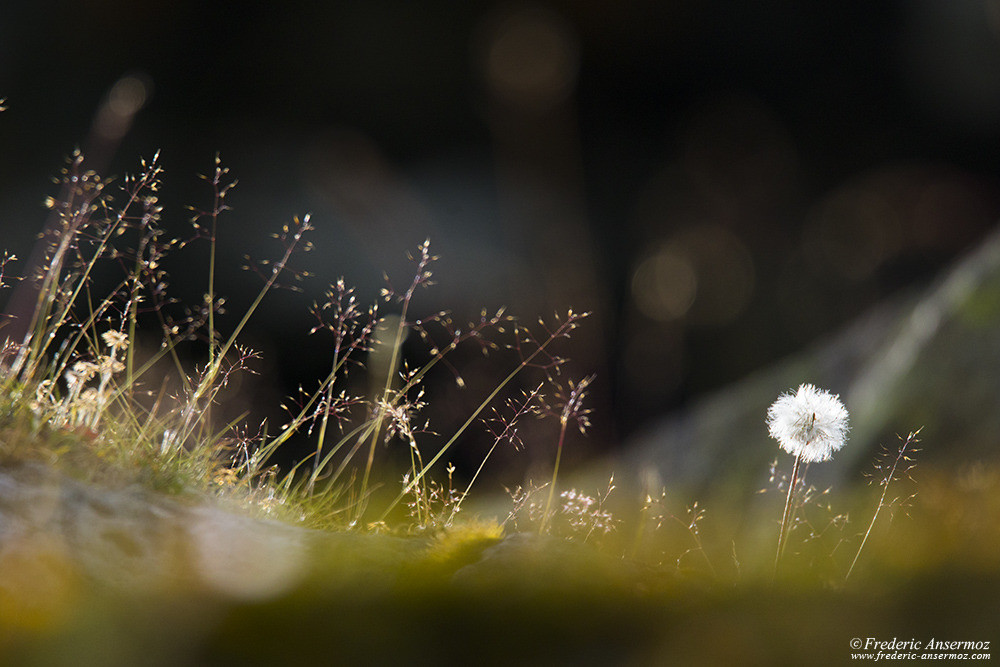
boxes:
[0,463,425,604]
[0,463,309,598]
[613,225,1000,497]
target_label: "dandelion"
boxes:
[767,383,849,575]
[766,383,849,463]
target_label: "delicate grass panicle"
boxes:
[538,373,594,534]
[502,476,618,545]
[845,428,921,581]
[0,145,596,533]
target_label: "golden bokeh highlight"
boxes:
[480,6,580,111]
[631,225,755,327]
[631,247,697,322]
[94,72,151,141]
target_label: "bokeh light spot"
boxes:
[481,6,579,111]
[94,72,151,141]
[634,226,755,327]
[631,247,697,322]
[108,74,149,117]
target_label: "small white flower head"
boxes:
[97,355,125,376]
[66,361,99,388]
[101,330,129,352]
[766,383,849,463]
[77,387,100,408]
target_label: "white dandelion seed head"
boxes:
[766,383,849,463]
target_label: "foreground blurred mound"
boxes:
[0,459,997,666]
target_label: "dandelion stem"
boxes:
[775,452,802,577]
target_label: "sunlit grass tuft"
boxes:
[0,149,596,536]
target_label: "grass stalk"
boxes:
[374,319,578,524]
[540,418,569,534]
[845,428,921,581]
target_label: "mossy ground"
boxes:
[1,418,997,666]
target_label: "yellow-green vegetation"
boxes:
[0,456,997,666]
[422,518,505,568]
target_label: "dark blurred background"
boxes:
[2,1,1000,477]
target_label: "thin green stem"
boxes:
[175,216,311,447]
[844,485,884,583]
[448,440,498,526]
[540,419,569,534]
[376,350,543,524]
[845,429,919,582]
[358,308,408,515]
[207,217,217,366]
[375,316,583,524]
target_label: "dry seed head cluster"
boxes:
[101,329,129,351]
[30,331,131,430]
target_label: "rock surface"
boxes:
[0,463,318,599]
[612,225,1000,497]
[0,463,668,665]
